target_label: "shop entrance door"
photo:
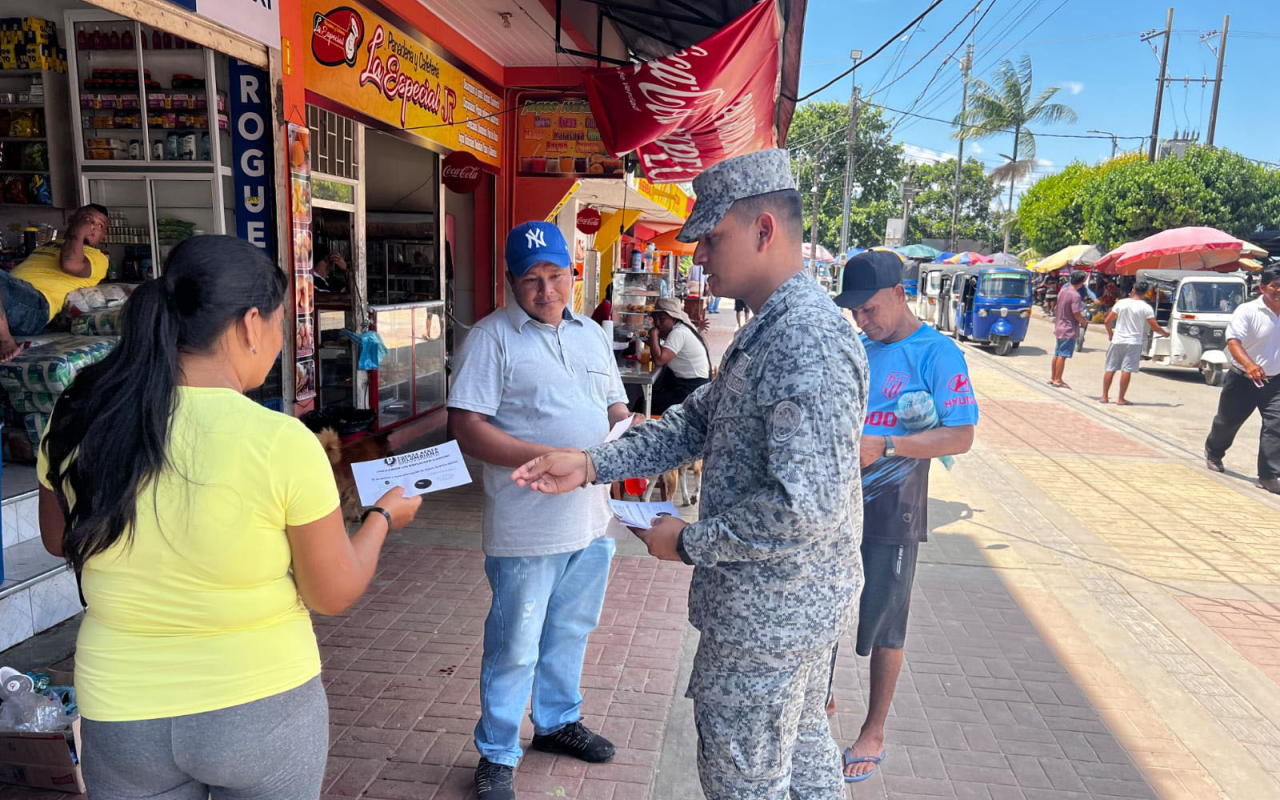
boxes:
[311,175,364,412]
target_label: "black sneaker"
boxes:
[1206,452,1225,473]
[475,758,515,800]
[531,721,616,763]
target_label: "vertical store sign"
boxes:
[229,59,272,254]
[288,123,317,401]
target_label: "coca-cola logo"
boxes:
[312,7,364,68]
[441,150,485,193]
[576,207,602,235]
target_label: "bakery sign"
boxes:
[303,0,501,167]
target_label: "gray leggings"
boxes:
[81,676,328,800]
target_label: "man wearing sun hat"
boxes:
[449,221,639,800]
[509,149,870,799]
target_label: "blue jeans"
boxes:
[475,536,615,767]
[707,295,721,313]
[0,270,50,336]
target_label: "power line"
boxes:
[865,0,988,103]
[867,99,1148,142]
[791,0,949,103]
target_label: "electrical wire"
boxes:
[865,0,990,104]
[791,0,949,103]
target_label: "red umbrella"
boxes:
[1095,227,1257,276]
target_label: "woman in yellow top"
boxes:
[38,235,422,800]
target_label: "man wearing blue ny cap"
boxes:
[831,250,977,782]
[448,221,637,800]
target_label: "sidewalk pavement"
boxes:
[7,299,1280,799]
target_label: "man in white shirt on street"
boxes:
[1100,281,1169,405]
[1205,264,1280,493]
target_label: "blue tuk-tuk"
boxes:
[950,266,1032,355]
[903,260,920,298]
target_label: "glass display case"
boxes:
[368,239,439,306]
[69,15,228,166]
[611,270,663,347]
[369,301,446,431]
[316,307,355,410]
[83,173,216,277]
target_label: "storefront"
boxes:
[0,0,287,649]
[292,0,502,442]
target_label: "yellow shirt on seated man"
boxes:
[0,204,110,361]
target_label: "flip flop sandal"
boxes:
[843,748,886,783]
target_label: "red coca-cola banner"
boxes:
[583,0,782,184]
[441,150,485,194]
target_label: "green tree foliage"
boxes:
[787,101,907,251]
[906,158,1002,247]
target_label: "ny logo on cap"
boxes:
[526,228,547,249]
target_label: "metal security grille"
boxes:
[307,104,360,180]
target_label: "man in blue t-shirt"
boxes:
[831,250,979,782]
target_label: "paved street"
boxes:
[5,305,1280,800]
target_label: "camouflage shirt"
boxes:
[588,271,869,656]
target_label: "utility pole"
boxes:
[949,43,973,253]
[838,49,863,259]
[900,167,920,246]
[1088,129,1119,159]
[810,178,821,277]
[1206,14,1229,146]
[1144,8,1174,162]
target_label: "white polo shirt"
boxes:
[1226,297,1280,377]
[448,302,627,557]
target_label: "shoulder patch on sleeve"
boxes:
[771,400,805,444]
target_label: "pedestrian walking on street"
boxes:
[1100,281,1169,405]
[37,236,423,800]
[512,149,869,800]
[1050,270,1090,389]
[1204,263,1280,494]
[831,250,978,782]
[449,222,641,800]
[734,296,753,328]
[707,290,721,313]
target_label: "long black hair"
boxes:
[42,235,287,573]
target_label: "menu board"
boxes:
[517,95,622,179]
[288,122,316,400]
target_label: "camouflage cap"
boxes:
[676,149,797,244]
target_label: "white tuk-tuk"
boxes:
[1136,269,1247,385]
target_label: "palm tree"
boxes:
[953,55,1077,252]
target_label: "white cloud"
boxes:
[1060,81,1084,95]
[969,142,984,155]
[901,143,950,165]
[1037,158,1054,168]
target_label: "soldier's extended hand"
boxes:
[633,515,686,562]
[512,451,588,494]
[860,435,886,467]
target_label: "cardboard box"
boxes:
[0,717,84,794]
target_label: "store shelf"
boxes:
[0,104,44,110]
[0,137,46,143]
[0,169,49,175]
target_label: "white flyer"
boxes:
[608,499,681,530]
[351,440,472,506]
[604,416,634,443]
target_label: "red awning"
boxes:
[582,0,783,184]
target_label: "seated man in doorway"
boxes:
[0,204,110,361]
[313,246,350,294]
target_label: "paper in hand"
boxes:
[604,416,634,443]
[351,440,472,506]
[608,499,680,530]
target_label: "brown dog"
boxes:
[316,428,394,523]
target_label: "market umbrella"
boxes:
[802,242,836,263]
[943,251,993,265]
[1095,227,1263,276]
[1031,244,1104,273]
[899,243,941,260]
[936,251,957,262]
[986,253,1023,266]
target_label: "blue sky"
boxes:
[797,0,1278,205]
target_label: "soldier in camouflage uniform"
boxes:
[512,149,869,800]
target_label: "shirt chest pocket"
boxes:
[586,368,613,407]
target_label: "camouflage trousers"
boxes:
[687,636,842,800]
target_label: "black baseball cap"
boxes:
[834,250,904,309]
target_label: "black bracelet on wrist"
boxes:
[362,507,393,529]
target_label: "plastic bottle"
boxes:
[629,246,643,271]
[107,28,120,50]
[121,27,134,51]
[88,27,103,50]
[643,242,656,272]
[76,27,87,52]
[162,32,173,50]
[152,29,162,51]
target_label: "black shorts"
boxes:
[734,298,746,312]
[855,541,919,656]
